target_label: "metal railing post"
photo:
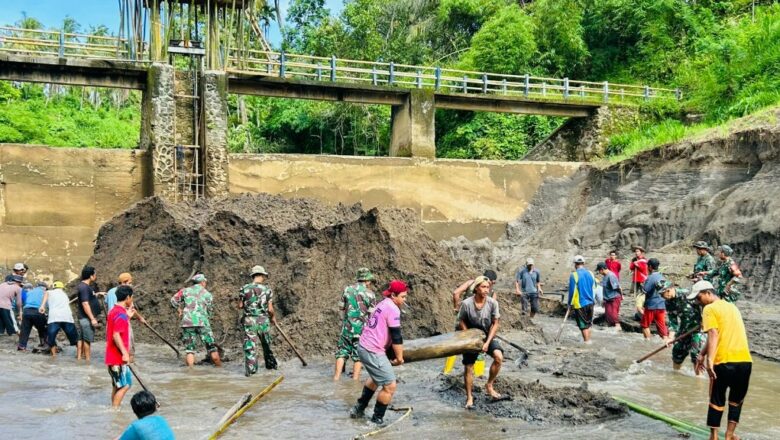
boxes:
[389,62,395,85]
[524,74,530,97]
[603,81,609,103]
[542,82,547,97]
[416,70,422,88]
[372,66,377,86]
[58,30,65,57]
[482,74,488,93]
[676,88,682,100]
[502,79,507,94]
[266,60,272,74]
[279,52,286,78]
[316,62,322,81]
[330,55,336,81]
[434,67,441,91]
[620,88,625,100]
[563,78,569,100]
[644,86,650,101]
[462,75,468,94]
[580,85,585,98]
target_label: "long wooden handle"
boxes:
[209,375,284,439]
[495,335,529,355]
[635,326,701,363]
[128,364,149,393]
[142,320,181,358]
[274,322,307,367]
[555,306,572,342]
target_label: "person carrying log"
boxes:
[238,265,278,376]
[334,267,377,381]
[349,280,408,426]
[171,274,222,368]
[658,280,707,374]
[458,275,504,408]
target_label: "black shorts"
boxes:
[574,304,594,330]
[463,339,503,365]
[708,362,752,427]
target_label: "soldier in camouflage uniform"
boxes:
[659,280,707,374]
[238,265,277,376]
[170,274,222,368]
[334,268,377,381]
[698,245,744,303]
[691,241,716,282]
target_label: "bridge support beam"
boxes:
[140,63,177,199]
[202,71,230,198]
[390,90,436,158]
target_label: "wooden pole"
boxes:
[128,364,150,394]
[141,320,181,358]
[208,375,284,439]
[274,322,307,366]
[555,306,572,342]
[635,326,701,363]
[396,329,485,363]
[216,393,252,427]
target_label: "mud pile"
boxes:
[87,194,477,359]
[436,375,627,423]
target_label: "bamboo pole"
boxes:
[208,375,284,439]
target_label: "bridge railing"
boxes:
[0,26,131,60]
[227,48,681,104]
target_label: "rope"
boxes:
[353,406,413,439]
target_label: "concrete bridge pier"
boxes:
[140,63,176,199]
[390,89,436,158]
[202,71,230,198]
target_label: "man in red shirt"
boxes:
[629,246,649,295]
[604,251,622,280]
[106,285,134,409]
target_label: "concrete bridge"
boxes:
[0,25,675,200]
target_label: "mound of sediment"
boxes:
[437,375,627,423]
[87,193,477,360]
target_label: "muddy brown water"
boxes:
[0,316,777,439]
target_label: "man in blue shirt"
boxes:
[568,255,595,343]
[118,391,175,440]
[18,282,49,351]
[641,258,670,342]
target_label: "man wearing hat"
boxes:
[515,258,543,318]
[658,280,706,373]
[171,274,222,368]
[5,262,27,282]
[0,275,23,335]
[698,245,743,303]
[334,267,377,381]
[629,246,649,295]
[238,265,278,376]
[350,280,408,425]
[568,255,596,343]
[689,281,752,440]
[692,241,716,283]
[40,281,79,357]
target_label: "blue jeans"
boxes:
[47,321,79,347]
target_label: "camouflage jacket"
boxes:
[339,282,376,327]
[239,282,272,317]
[665,288,702,334]
[708,257,743,296]
[694,254,716,280]
[171,284,213,328]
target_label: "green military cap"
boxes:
[655,278,673,293]
[191,273,207,283]
[717,245,734,256]
[356,267,374,281]
[250,265,269,276]
[692,241,710,250]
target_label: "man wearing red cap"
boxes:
[350,280,408,426]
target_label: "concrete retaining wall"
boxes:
[0,144,148,281]
[228,154,581,240]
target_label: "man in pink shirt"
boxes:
[350,280,408,426]
[0,275,23,335]
[106,285,134,409]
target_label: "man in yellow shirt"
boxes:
[689,280,752,440]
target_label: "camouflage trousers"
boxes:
[335,322,362,361]
[672,330,708,365]
[243,315,277,376]
[182,326,217,354]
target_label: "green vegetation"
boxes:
[1,1,779,160]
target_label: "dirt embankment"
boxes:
[87,194,483,360]
[444,108,780,360]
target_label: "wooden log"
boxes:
[396,329,485,363]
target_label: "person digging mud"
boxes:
[238,265,278,376]
[350,280,408,425]
[597,262,622,329]
[452,270,497,312]
[698,245,744,304]
[690,281,752,440]
[691,241,716,283]
[170,274,222,368]
[568,255,595,344]
[458,275,504,408]
[515,258,542,318]
[334,267,377,381]
[658,280,706,374]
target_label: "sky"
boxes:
[0,0,343,46]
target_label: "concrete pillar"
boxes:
[140,63,176,199]
[390,89,436,158]
[202,71,230,197]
